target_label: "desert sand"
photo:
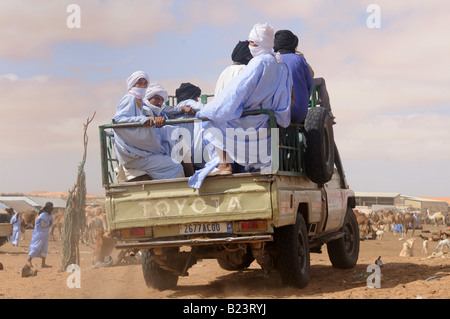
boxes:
[0,225,448,300]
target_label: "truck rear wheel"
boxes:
[141,249,179,291]
[327,206,360,269]
[274,213,310,288]
[304,107,335,184]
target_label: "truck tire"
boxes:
[304,107,335,184]
[141,249,179,291]
[327,206,360,269]
[274,213,310,288]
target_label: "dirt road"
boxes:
[0,225,448,300]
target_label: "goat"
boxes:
[422,240,429,254]
[434,239,450,253]
[376,229,384,240]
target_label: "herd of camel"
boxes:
[354,208,448,240]
[12,204,104,243]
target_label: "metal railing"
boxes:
[99,111,307,188]
[99,83,325,187]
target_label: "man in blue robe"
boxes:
[113,71,183,181]
[274,30,313,124]
[27,202,54,268]
[188,23,293,189]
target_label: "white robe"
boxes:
[188,53,292,189]
[28,212,53,259]
[9,212,21,245]
[113,94,183,180]
[214,64,247,96]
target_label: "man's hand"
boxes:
[145,115,165,127]
[153,116,165,127]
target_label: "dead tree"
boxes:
[60,112,96,272]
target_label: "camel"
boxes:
[427,210,446,226]
[398,212,417,236]
[20,210,38,239]
[399,238,416,257]
[377,210,396,232]
[50,209,64,241]
[354,210,373,239]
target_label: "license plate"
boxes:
[180,222,232,235]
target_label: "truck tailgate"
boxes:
[106,174,273,231]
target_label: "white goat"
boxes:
[434,239,450,253]
[422,239,429,254]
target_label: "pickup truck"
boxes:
[0,212,12,247]
[99,85,359,290]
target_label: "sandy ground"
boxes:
[0,225,449,300]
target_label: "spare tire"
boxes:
[304,107,335,184]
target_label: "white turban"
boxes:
[248,23,275,52]
[248,23,282,62]
[145,83,169,102]
[127,71,149,91]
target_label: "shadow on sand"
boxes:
[167,261,449,299]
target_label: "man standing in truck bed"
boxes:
[189,23,293,189]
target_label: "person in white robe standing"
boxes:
[9,209,21,246]
[188,23,293,189]
[113,71,184,181]
[27,202,54,268]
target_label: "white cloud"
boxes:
[1,1,449,196]
[336,112,450,163]
[0,74,120,156]
[0,0,176,60]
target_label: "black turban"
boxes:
[176,82,201,103]
[40,202,53,214]
[273,30,299,54]
[231,40,252,65]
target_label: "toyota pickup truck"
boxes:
[99,84,359,290]
[0,213,12,247]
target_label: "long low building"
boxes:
[0,195,67,213]
[355,192,448,213]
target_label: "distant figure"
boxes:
[27,202,54,268]
[9,209,21,246]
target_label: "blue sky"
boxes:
[0,0,449,197]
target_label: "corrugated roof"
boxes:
[27,196,66,209]
[402,195,449,204]
[0,195,67,213]
[355,192,401,198]
[422,197,450,205]
[0,200,36,213]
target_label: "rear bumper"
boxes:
[115,235,273,250]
